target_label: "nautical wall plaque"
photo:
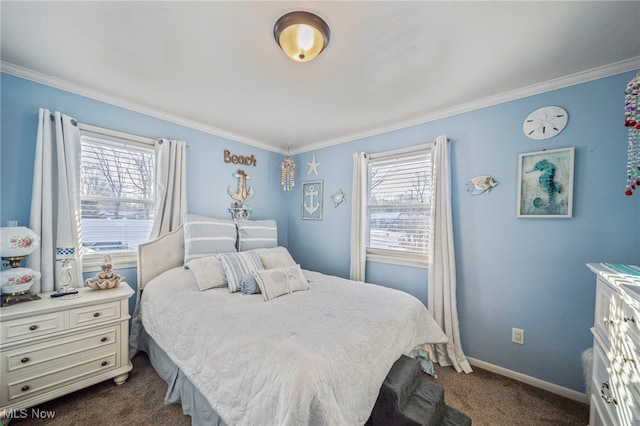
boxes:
[301,180,323,220]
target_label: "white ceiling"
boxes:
[2,1,639,154]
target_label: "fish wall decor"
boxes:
[466,175,498,195]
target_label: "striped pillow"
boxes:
[217,251,263,293]
[236,219,277,251]
[184,214,237,263]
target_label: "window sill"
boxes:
[366,253,428,269]
[82,252,138,272]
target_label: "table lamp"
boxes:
[1,221,42,306]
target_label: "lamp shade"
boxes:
[1,226,40,258]
[56,247,76,260]
[274,11,330,62]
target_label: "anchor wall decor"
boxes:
[228,169,254,202]
[301,180,323,220]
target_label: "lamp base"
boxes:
[1,290,41,307]
[1,255,27,268]
[51,288,80,300]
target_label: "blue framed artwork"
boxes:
[301,180,323,220]
[517,147,574,218]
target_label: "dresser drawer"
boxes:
[5,352,117,404]
[3,326,118,374]
[0,312,65,344]
[69,301,120,328]
[591,339,619,425]
[594,278,616,342]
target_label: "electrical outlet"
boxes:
[512,328,525,344]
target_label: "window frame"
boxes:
[365,143,434,269]
[78,124,156,272]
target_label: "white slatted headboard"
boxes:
[137,226,185,290]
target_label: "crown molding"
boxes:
[3,57,638,157]
[290,56,640,155]
[0,61,287,155]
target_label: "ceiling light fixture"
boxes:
[274,11,330,62]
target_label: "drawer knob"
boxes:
[21,357,30,364]
[100,337,108,342]
[101,361,108,367]
[600,381,618,405]
[28,325,38,331]
[624,316,636,323]
[93,312,101,318]
[21,385,30,392]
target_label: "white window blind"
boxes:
[80,133,155,257]
[367,145,432,265]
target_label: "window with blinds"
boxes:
[367,145,432,265]
[80,134,155,256]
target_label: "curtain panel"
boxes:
[349,152,368,281]
[150,138,187,239]
[28,109,83,292]
[428,135,472,373]
[130,138,187,358]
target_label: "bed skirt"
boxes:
[139,327,226,426]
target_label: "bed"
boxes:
[132,216,448,425]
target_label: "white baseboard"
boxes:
[466,357,588,404]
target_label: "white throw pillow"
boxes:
[252,265,309,301]
[186,256,228,291]
[257,247,296,270]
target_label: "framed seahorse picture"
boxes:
[301,180,323,220]
[517,147,574,218]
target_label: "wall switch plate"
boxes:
[512,328,525,344]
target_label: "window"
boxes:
[79,125,156,271]
[366,144,433,267]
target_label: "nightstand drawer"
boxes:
[6,352,117,404]
[1,312,65,344]
[4,326,118,374]
[69,301,120,328]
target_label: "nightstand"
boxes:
[0,283,134,413]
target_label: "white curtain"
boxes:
[149,138,187,239]
[350,152,368,281]
[130,137,187,358]
[28,109,83,292]
[428,135,472,373]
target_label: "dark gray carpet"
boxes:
[6,353,588,425]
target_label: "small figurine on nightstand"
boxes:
[85,254,123,290]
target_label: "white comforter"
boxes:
[141,267,447,426]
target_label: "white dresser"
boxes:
[587,263,640,426]
[0,283,134,413]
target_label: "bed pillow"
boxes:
[184,214,237,263]
[252,264,309,302]
[217,251,264,293]
[240,273,261,295]
[186,256,228,291]
[257,246,296,270]
[236,219,277,251]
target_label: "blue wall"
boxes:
[287,70,640,393]
[2,70,639,394]
[0,72,288,295]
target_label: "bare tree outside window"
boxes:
[80,136,155,253]
[368,152,432,255]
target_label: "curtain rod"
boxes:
[78,122,157,146]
